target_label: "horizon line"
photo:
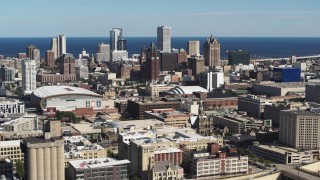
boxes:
[0,36,320,38]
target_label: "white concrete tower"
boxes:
[157,26,171,52]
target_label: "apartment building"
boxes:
[280,110,320,149]
[0,140,24,163]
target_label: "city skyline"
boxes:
[0,0,320,37]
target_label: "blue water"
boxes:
[0,37,320,59]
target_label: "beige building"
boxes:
[280,110,320,149]
[118,125,222,179]
[145,83,175,97]
[21,137,65,180]
[64,136,107,167]
[204,35,220,67]
[187,40,200,56]
[238,94,274,119]
[0,140,24,162]
[253,81,306,96]
[1,115,38,132]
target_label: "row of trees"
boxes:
[56,111,81,124]
[237,147,272,167]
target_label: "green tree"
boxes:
[15,160,24,178]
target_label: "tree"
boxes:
[15,160,24,178]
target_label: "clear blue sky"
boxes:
[1,0,320,37]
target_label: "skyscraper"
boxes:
[59,34,66,56]
[58,53,75,75]
[110,28,122,51]
[51,34,66,58]
[204,35,220,67]
[187,41,200,56]
[95,42,110,63]
[157,26,171,52]
[146,42,160,81]
[51,37,59,59]
[32,49,40,61]
[21,59,36,96]
[26,45,37,59]
[46,50,55,67]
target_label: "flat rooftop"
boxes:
[71,123,102,134]
[0,140,20,147]
[255,82,307,88]
[68,158,130,169]
[257,145,300,155]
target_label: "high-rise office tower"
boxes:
[0,65,15,83]
[46,50,55,67]
[51,37,59,59]
[33,49,40,61]
[59,34,66,56]
[204,35,220,67]
[21,59,36,96]
[95,42,110,63]
[157,26,171,52]
[26,45,37,59]
[187,41,200,56]
[58,53,75,75]
[117,39,127,51]
[110,28,122,51]
[51,35,66,58]
[146,42,160,81]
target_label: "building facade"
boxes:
[21,59,37,95]
[204,35,220,67]
[157,26,171,52]
[280,110,320,149]
[187,41,200,56]
[21,137,65,180]
[67,158,130,180]
[110,28,122,51]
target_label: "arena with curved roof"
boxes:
[31,86,103,111]
[166,86,208,95]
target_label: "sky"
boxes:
[0,0,320,37]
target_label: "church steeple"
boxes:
[198,98,204,117]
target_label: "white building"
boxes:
[21,59,36,96]
[110,28,122,51]
[30,86,103,111]
[112,50,128,62]
[0,140,24,162]
[1,114,38,132]
[184,151,248,178]
[294,62,307,71]
[200,71,224,91]
[157,26,171,52]
[78,48,89,59]
[51,37,59,59]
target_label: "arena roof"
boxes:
[166,86,208,95]
[32,86,101,98]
